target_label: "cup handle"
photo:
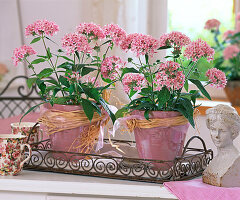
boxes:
[20,144,32,168]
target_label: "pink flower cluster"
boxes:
[101,56,125,80]
[120,33,160,57]
[206,68,227,88]
[12,45,36,66]
[204,19,221,30]
[25,19,59,36]
[61,33,92,55]
[83,75,99,87]
[122,73,146,93]
[103,24,127,46]
[223,45,240,60]
[184,39,215,62]
[76,23,105,40]
[159,31,191,49]
[65,71,81,81]
[223,30,235,40]
[154,61,185,91]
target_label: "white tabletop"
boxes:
[0,170,177,199]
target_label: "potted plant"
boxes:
[115,32,227,169]
[204,15,240,106]
[12,20,127,154]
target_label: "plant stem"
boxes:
[41,35,65,97]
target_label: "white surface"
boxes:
[0,170,177,199]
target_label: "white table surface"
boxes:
[0,170,177,199]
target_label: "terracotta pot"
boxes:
[224,81,240,106]
[42,104,103,160]
[132,110,189,170]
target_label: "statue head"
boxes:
[206,104,240,148]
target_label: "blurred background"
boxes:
[0,0,239,153]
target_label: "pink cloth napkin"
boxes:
[164,178,240,200]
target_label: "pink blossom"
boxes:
[154,61,185,91]
[223,30,235,40]
[183,39,215,62]
[12,45,36,66]
[236,21,240,33]
[236,12,240,21]
[223,45,240,60]
[120,33,160,57]
[76,23,105,40]
[122,73,146,93]
[159,31,191,49]
[101,56,126,80]
[206,68,227,88]
[204,19,221,30]
[25,19,59,36]
[64,71,81,81]
[103,24,127,46]
[61,33,92,55]
[83,76,100,87]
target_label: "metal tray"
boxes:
[24,136,213,184]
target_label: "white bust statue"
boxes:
[202,104,240,187]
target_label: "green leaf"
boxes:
[57,62,73,70]
[26,78,38,88]
[47,47,52,59]
[59,55,74,63]
[81,67,97,76]
[44,79,59,86]
[20,102,45,122]
[53,97,71,104]
[59,76,70,87]
[75,51,80,61]
[128,58,133,63]
[121,67,140,78]
[99,97,116,123]
[36,79,46,94]
[157,87,170,109]
[115,107,129,119]
[82,87,100,101]
[53,87,61,96]
[144,110,150,120]
[157,45,171,50]
[30,37,41,44]
[189,79,211,100]
[145,54,149,64]
[31,58,46,64]
[82,98,94,122]
[37,68,53,79]
[69,84,75,95]
[129,90,137,98]
[175,98,194,128]
[184,80,189,92]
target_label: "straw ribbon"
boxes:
[126,115,189,132]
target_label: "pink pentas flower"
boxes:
[76,22,105,40]
[223,45,240,60]
[159,31,191,49]
[122,73,146,93]
[223,30,235,40]
[206,68,227,88]
[184,39,215,62]
[120,33,160,57]
[154,61,185,91]
[12,45,36,66]
[103,24,127,46]
[64,71,81,81]
[101,56,126,80]
[204,19,221,30]
[61,32,92,55]
[25,19,59,36]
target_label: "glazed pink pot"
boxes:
[132,110,189,170]
[42,104,101,160]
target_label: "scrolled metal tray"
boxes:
[24,136,213,184]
